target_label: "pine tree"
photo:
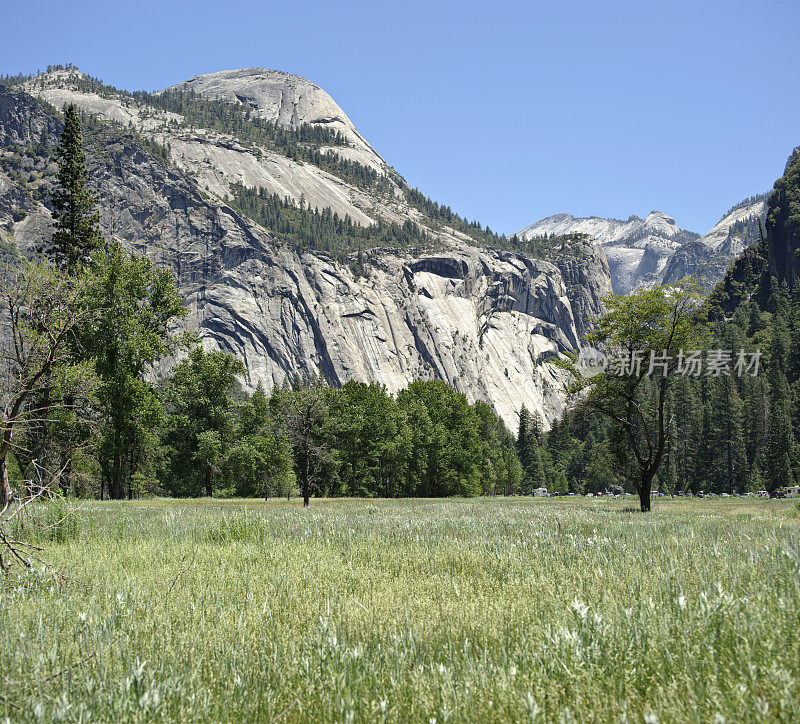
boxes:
[528,445,547,492]
[670,378,702,493]
[766,368,796,490]
[709,376,748,493]
[516,407,530,468]
[48,104,103,269]
[744,376,769,469]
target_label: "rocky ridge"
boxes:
[0,70,613,429]
[519,193,770,293]
[517,211,700,294]
[171,69,386,174]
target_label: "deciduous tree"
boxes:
[565,283,705,511]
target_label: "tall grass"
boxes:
[1,497,799,722]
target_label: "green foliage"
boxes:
[475,400,523,496]
[80,243,188,499]
[228,184,432,262]
[325,381,405,497]
[579,284,706,508]
[769,148,800,228]
[0,260,94,504]
[235,378,523,502]
[550,279,800,497]
[516,406,546,493]
[47,104,103,269]
[225,383,293,498]
[161,348,246,497]
[396,380,483,497]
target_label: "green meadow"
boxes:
[2,497,799,722]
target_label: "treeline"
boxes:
[3,67,395,194]
[539,279,800,495]
[160,370,523,501]
[228,185,587,269]
[721,192,769,220]
[8,342,524,501]
[404,187,510,247]
[403,187,591,261]
[505,231,593,259]
[228,183,431,264]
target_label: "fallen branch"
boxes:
[0,693,22,711]
[3,652,97,688]
[271,697,299,723]
[163,549,196,602]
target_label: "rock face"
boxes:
[661,195,768,287]
[699,195,769,255]
[519,195,771,294]
[170,69,386,173]
[198,247,577,428]
[517,211,699,294]
[533,236,612,337]
[0,74,613,430]
[704,150,800,319]
[766,148,800,290]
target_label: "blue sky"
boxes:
[2,0,799,234]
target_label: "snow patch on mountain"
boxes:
[517,211,698,294]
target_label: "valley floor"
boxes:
[2,497,799,722]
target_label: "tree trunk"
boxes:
[205,465,213,497]
[638,475,653,512]
[302,457,310,508]
[0,457,12,509]
[60,448,72,496]
[110,450,120,499]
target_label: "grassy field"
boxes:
[2,497,799,722]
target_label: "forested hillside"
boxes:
[534,151,800,496]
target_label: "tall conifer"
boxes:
[48,104,103,269]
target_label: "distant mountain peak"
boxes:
[516,211,698,294]
[645,210,676,225]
